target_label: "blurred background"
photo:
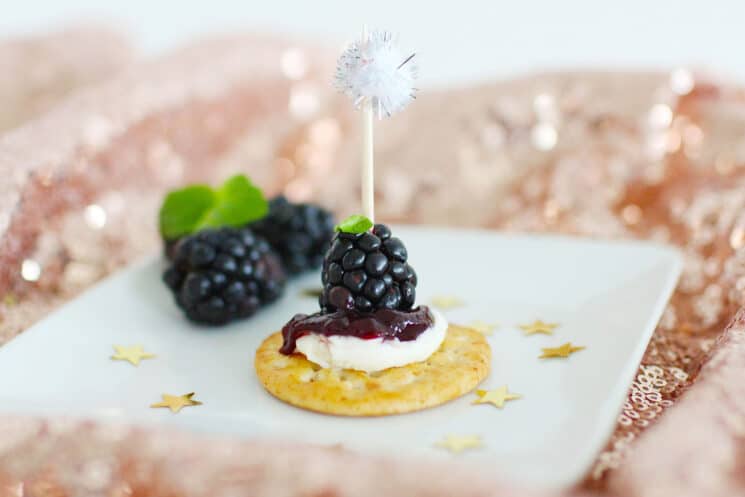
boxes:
[2,0,744,86]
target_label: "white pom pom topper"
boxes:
[335,29,417,118]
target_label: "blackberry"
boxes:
[163,227,286,325]
[320,223,418,313]
[164,239,179,260]
[250,196,335,275]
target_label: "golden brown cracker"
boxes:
[254,325,491,416]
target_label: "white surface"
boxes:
[295,307,447,373]
[0,227,681,489]
[1,0,745,86]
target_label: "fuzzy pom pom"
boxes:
[335,29,417,118]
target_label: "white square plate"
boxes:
[0,227,681,489]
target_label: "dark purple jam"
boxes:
[280,306,434,355]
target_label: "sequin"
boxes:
[84,205,107,230]
[20,260,41,282]
[670,68,695,95]
[289,84,320,118]
[621,205,643,225]
[648,104,673,128]
[280,48,309,80]
[531,123,558,150]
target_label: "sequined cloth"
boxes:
[0,26,133,133]
[1,32,744,496]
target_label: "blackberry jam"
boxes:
[279,306,434,355]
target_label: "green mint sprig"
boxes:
[159,174,268,241]
[334,214,373,234]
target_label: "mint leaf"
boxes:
[159,185,216,240]
[194,175,268,231]
[335,214,373,234]
[158,175,268,240]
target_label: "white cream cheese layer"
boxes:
[295,308,448,373]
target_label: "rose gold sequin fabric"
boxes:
[0,26,133,133]
[1,34,744,496]
[0,418,542,497]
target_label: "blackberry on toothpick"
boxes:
[323,30,419,314]
[321,222,417,313]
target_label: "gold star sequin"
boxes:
[519,319,558,336]
[431,295,465,310]
[472,386,522,409]
[435,435,483,453]
[110,345,155,366]
[467,320,498,336]
[150,392,202,413]
[539,342,585,359]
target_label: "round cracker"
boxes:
[254,325,491,416]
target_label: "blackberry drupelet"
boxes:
[320,223,418,313]
[251,196,336,275]
[163,227,286,325]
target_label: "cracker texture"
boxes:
[255,325,491,416]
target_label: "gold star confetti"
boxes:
[519,319,558,336]
[539,342,585,359]
[110,345,156,366]
[435,435,483,453]
[150,392,202,413]
[467,320,498,335]
[431,295,465,310]
[472,386,522,409]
